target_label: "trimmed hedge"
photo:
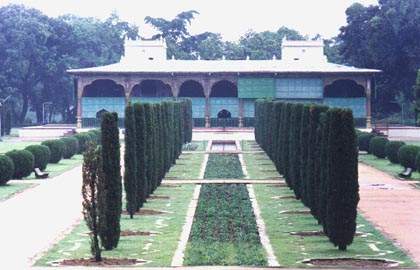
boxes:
[398,145,420,169]
[369,136,389,158]
[25,145,51,171]
[385,141,405,164]
[61,137,79,159]
[5,150,34,179]
[358,133,374,152]
[74,133,91,153]
[0,155,14,184]
[42,139,65,163]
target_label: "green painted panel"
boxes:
[238,78,275,98]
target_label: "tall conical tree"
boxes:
[98,112,122,250]
[300,105,311,206]
[318,111,330,229]
[325,109,359,251]
[133,103,147,209]
[123,104,137,218]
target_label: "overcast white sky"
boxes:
[1,0,378,41]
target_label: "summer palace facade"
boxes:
[68,38,380,128]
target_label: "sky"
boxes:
[1,0,379,41]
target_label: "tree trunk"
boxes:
[20,94,29,124]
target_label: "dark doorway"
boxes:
[217,109,232,119]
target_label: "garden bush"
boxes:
[5,150,34,179]
[398,145,420,169]
[41,139,65,163]
[74,133,91,153]
[358,133,374,152]
[61,137,79,159]
[385,141,405,164]
[25,144,51,171]
[369,136,389,158]
[0,155,14,184]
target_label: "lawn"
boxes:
[184,184,267,266]
[242,152,282,180]
[240,140,262,151]
[0,183,36,201]
[182,141,207,151]
[359,154,420,180]
[36,184,195,267]
[165,153,204,179]
[24,155,83,180]
[0,140,41,154]
[204,154,244,179]
[253,184,416,268]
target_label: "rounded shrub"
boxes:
[385,141,405,164]
[369,136,389,158]
[41,139,65,163]
[398,145,420,169]
[25,145,51,171]
[74,133,91,153]
[5,150,34,179]
[0,155,14,184]
[61,137,79,159]
[358,133,375,152]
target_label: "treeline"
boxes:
[81,99,192,260]
[255,100,359,251]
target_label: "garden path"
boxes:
[358,163,420,264]
[0,165,82,269]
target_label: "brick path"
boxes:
[0,165,83,268]
[358,163,420,265]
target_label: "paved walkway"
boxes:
[358,163,420,265]
[0,165,83,268]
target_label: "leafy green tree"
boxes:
[414,70,420,125]
[124,104,137,218]
[98,112,122,250]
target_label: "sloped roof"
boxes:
[68,59,380,75]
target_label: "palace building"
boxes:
[68,38,380,128]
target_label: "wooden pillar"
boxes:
[238,99,244,128]
[76,78,87,129]
[366,78,372,129]
[203,79,211,128]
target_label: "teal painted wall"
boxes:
[276,78,323,99]
[82,97,125,118]
[243,99,256,117]
[238,78,275,98]
[210,98,239,117]
[191,98,206,118]
[131,97,171,104]
[323,97,366,118]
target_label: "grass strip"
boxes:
[204,154,244,179]
[243,152,281,180]
[166,153,204,179]
[253,184,415,267]
[359,154,420,181]
[0,183,35,201]
[182,141,208,151]
[184,184,267,266]
[35,184,195,267]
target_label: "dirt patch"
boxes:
[57,258,145,266]
[149,195,170,200]
[302,258,399,268]
[266,183,288,188]
[122,209,167,216]
[120,230,157,237]
[280,210,311,215]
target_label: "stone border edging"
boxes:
[171,184,202,267]
[247,184,280,267]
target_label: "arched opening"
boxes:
[179,80,206,127]
[323,79,367,126]
[82,79,125,127]
[179,80,205,97]
[210,80,239,127]
[217,109,231,119]
[131,80,172,97]
[210,80,237,97]
[324,79,365,98]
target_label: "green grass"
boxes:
[24,155,83,180]
[0,182,36,201]
[204,154,244,179]
[182,141,208,151]
[184,184,267,266]
[0,141,41,154]
[253,184,416,268]
[359,154,420,180]
[404,141,420,147]
[240,140,262,151]
[166,153,204,179]
[243,152,282,180]
[36,184,195,267]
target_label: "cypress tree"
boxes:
[282,103,292,185]
[133,103,147,209]
[299,105,311,206]
[288,103,304,198]
[123,104,137,218]
[276,102,286,174]
[98,112,122,250]
[325,109,359,251]
[152,104,161,192]
[167,102,176,165]
[159,104,167,182]
[184,99,193,143]
[178,102,184,157]
[318,111,330,229]
[271,101,281,168]
[144,103,154,197]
